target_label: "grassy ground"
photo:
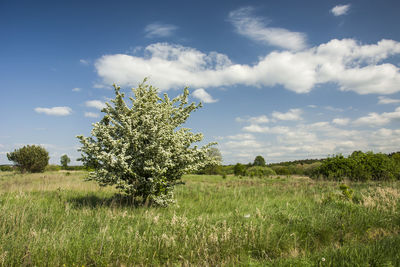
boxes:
[0,171,399,266]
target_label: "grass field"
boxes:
[0,171,399,266]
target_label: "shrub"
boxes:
[233,163,246,176]
[246,166,276,178]
[304,162,322,177]
[271,165,291,175]
[45,164,61,172]
[314,151,400,181]
[314,154,350,181]
[0,165,14,172]
[77,80,217,206]
[7,145,49,173]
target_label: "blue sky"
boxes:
[1,0,400,165]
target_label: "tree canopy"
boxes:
[7,145,49,173]
[77,80,217,206]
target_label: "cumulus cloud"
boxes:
[353,107,400,127]
[226,133,255,140]
[272,109,302,121]
[192,88,218,103]
[95,39,400,95]
[228,7,307,51]
[219,118,372,164]
[236,115,269,124]
[144,22,178,38]
[331,4,351,16]
[85,100,106,110]
[243,124,270,133]
[220,105,400,163]
[34,106,72,116]
[332,118,350,126]
[84,112,100,118]
[72,87,81,92]
[378,96,400,104]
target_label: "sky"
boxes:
[1,0,400,165]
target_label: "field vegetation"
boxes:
[1,170,399,266]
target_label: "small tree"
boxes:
[200,147,222,175]
[233,163,246,176]
[253,155,266,166]
[60,154,71,169]
[7,145,49,173]
[77,80,217,206]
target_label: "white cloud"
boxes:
[192,88,218,103]
[332,118,350,126]
[225,139,262,149]
[80,59,89,65]
[325,106,344,112]
[353,112,390,127]
[228,7,307,51]
[243,124,270,133]
[331,4,351,16]
[84,112,100,118]
[85,100,106,110]
[95,39,400,95]
[34,106,72,116]
[236,115,269,124]
[378,96,400,104]
[226,133,255,140]
[353,107,400,127]
[72,87,81,92]
[272,108,302,121]
[144,22,178,38]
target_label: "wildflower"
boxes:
[321,257,326,262]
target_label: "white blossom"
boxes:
[77,79,218,206]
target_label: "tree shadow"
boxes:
[68,193,143,209]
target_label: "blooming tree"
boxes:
[77,80,217,206]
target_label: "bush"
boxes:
[45,165,61,172]
[233,163,246,176]
[271,165,291,175]
[77,80,217,206]
[7,145,49,173]
[246,166,276,178]
[0,165,14,172]
[313,154,350,181]
[303,162,322,177]
[313,151,400,181]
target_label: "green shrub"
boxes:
[271,165,291,175]
[246,166,276,178]
[7,145,49,173]
[339,184,353,201]
[233,163,246,176]
[314,151,400,181]
[45,165,61,172]
[304,162,322,177]
[0,165,14,172]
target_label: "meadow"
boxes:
[0,171,399,266]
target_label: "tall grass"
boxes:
[0,172,399,266]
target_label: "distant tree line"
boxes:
[196,151,400,181]
[3,145,400,182]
